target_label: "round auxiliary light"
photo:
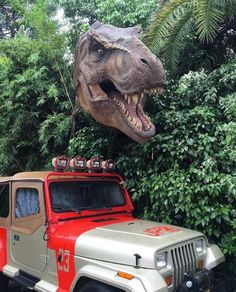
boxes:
[102,159,116,172]
[52,156,69,172]
[70,156,87,172]
[87,157,102,172]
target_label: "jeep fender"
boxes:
[205,244,225,270]
[70,260,168,292]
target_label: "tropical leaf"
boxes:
[146,0,235,73]
[194,0,224,43]
[146,0,192,52]
[164,9,193,72]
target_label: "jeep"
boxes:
[0,156,228,292]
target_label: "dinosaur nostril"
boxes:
[140,58,149,65]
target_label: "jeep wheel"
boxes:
[79,280,122,292]
[0,272,9,290]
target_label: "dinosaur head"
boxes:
[74,22,165,143]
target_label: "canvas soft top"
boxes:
[0,171,50,183]
[0,171,121,183]
[0,177,12,183]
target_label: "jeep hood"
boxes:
[74,219,204,269]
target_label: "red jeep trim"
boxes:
[0,227,7,271]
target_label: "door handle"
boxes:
[14,234,20,241]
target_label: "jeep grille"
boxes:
[171,242,197,290]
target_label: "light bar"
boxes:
[102,159,116,172]
[52,156,69,172]
[70,156,87,172]
[87,157,102,172]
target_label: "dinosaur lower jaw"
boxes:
[110,90,152,132]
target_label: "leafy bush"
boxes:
[0,1,72,174]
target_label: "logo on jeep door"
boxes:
[144,226,180,236]
[57,249,70,272]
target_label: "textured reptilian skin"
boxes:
[73,22,165,143]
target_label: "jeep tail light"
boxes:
[70,156,87,172]
[52,156,69,172]
[87,157,102,172]
[102,159,116,172]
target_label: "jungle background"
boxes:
[0,0,235,277]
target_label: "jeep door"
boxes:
[9,181,47,273]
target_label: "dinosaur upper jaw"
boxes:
[79,77,164,143]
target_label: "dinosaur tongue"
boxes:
[110,91,151,131]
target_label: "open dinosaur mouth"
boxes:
[99,80,164,132]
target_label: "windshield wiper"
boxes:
[53,205,113,213]
[52,206,81,213]
[84,206,113,211]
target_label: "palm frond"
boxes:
[163,9,193,72]
[146,0,192,54]
[195,0,224,43]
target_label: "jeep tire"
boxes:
[79,280,122,292]
[0,272,9,290]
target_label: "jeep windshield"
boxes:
[49,180,126,213]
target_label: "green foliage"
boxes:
[146,0,236,73]
[0,0,73,174]
[94,0,158,28]
[195,0,224,43]
[60,0,158,50]
[68,124,109,158]
[0,0,22,38]
[61,0,157,27]
[39,113,71,156]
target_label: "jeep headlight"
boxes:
[156,252,167,270]
[195,239,204,254]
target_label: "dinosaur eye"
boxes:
[97,48,104,56]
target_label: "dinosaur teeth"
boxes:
[113,96,140,128]
[132,94,139,105]
[113,96,152,131]
[142,86,164,96]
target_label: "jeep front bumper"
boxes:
[177,268,236,292]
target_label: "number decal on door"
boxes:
[58,248,70,272]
